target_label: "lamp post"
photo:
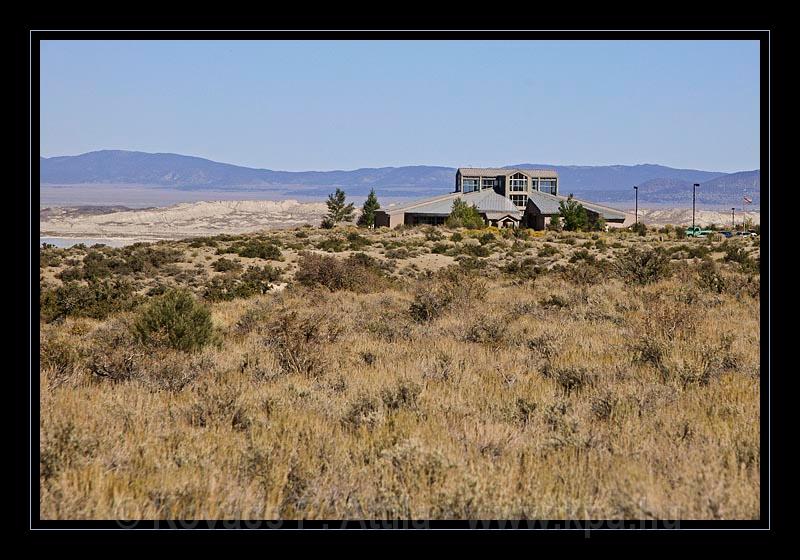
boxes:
[692,183,699,230]
[634,185,638,225]
[732,207,735,231]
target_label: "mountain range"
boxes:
[40,150,760,207]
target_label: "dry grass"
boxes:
[39,225,761,519]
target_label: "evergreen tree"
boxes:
[558,195,588,231]
[325,188,355,225]
[357,188,381,228]
[445,198,485,229]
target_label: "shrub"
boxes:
[409,267,485,322]
[316,237,348,253]
[502,257,542,280]
[569,249,595,263]
[133,289,214,352]
[386,247,411,259]
[236,239,282,260]
[462,316,508,346]
[630,222,648,236]
[722,242,758,272]
[294,252,388,292]
[40,279,140,322]
[547,216,563,232]
[381,380,422,411]
[614,247,671,285]
[203,265,281,301]
[479,232,496,245]
[450,232,463,242]
[538,244,560,258]
[696,259,727,294]
[212,257,242,272]
[265,310,342,377]
[56,266,84,282]
[424,227,444,241]
[347,232,371,250]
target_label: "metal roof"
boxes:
[526,190,627,221]
[457,167,559,179]
[384,190,522,218]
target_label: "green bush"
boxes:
[40,279,140,322]
[294,252,388,292]
[614,247,671,285]
[316,237,348,253]
[558,197,588,231]
[203,265,281,301]
[538,244,560,258]
[212,257,242,272]
[133,289,213,352]
[236,239,282,260]
[445,199,485,229]
[347,232,371,250]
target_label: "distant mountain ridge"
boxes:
[40,150,760,206]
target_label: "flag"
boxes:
[743,196,752,204]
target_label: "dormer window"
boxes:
[509,173,528,192]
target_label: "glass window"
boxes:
[509,173,528,192]
[481,178,496,189]
[510,194,528,208]
[540,179,557,194]
[463,177,479,193]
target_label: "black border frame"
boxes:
[20,21,775,542]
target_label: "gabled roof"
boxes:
[457,167,559,179]
[381,189,522,218]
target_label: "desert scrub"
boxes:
[235,239,283,260]
[294,252,389,292]
[614,247,671,285]
[265,309,343,377]
[316,237,348,253]
[211,257,242,272]
[538,244,560,258]
[40,279,140,322]
[409,266,486,322]
[133,289,214,352]
[346,232,371,250]
[203,265,281,301]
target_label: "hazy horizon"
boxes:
[40,40,760,173]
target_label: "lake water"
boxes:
[40,237,142,248]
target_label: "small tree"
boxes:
[357,188,381,228]
[325,188,355,226]
[546,215,562,232]
[446,198,485,229]
[133,289,213,352]
[558,196,588,231]
[588,212,606,232]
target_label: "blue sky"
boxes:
[40,40,760,172]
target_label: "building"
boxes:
[373,167,628,230]
[373,189,524,229]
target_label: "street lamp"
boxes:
[692,183,699,230]
[732,207,736,231]
[633,185,638,225]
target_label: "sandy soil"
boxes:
[635,208,760,228]
[40,199,329,240]
[40,199,761,241]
